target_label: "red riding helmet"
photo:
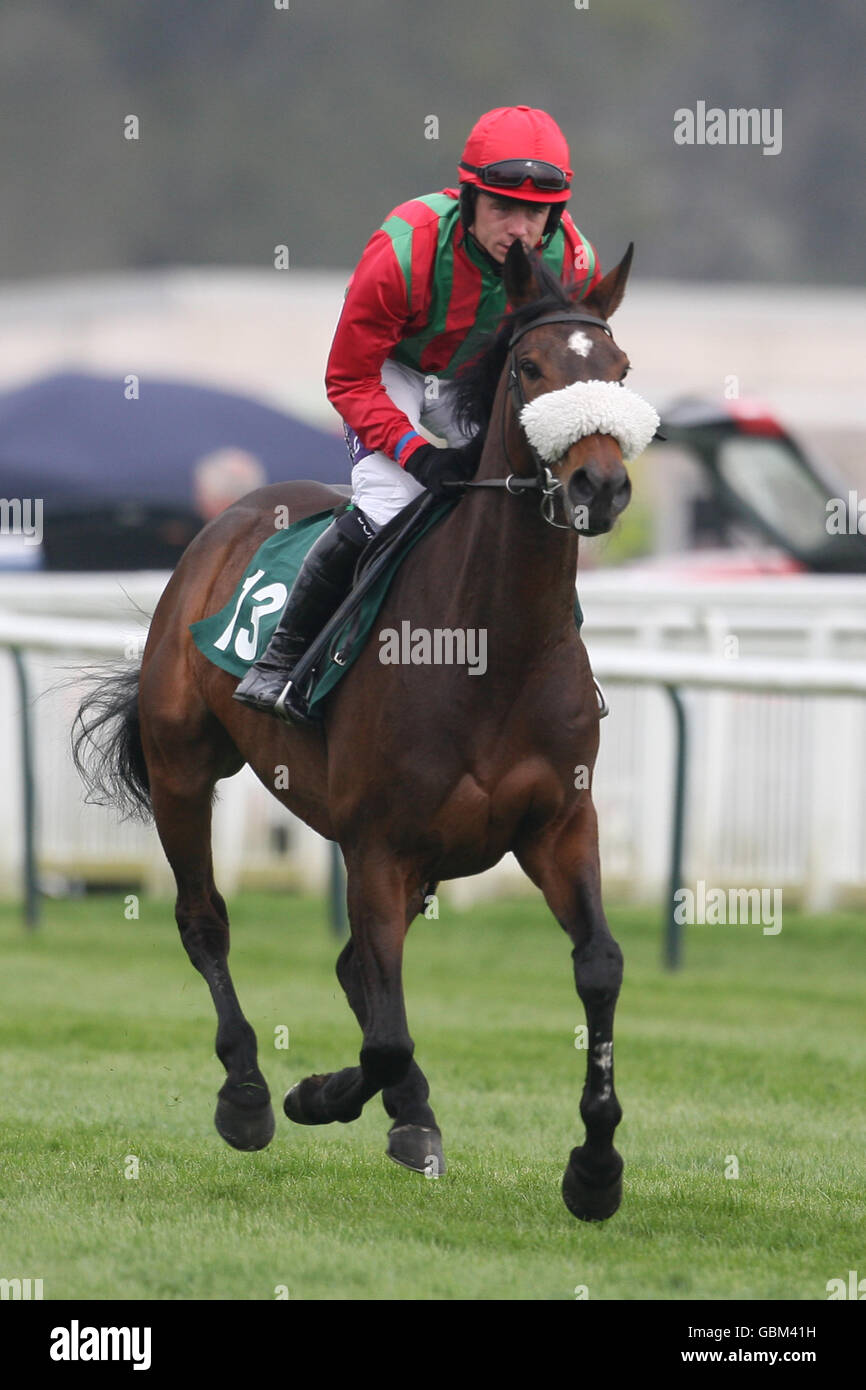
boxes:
[458,105,573,205]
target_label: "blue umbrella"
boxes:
[0,371,347,507]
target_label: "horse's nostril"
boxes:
[568,461,628,508]
[568,469,597,507]
[612,476,632,513]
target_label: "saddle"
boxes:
[191,490,457,716]
[288,490,455,711]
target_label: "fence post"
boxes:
[10,647,39,929]
[663,684,687,970]
[329,841,348,936]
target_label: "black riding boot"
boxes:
[232,507,375,723]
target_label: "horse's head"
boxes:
[496,241,658,535]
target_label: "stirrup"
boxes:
[273,677,318,727]
[594,677,609,719]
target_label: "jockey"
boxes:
[234,105,603,722]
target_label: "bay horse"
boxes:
[74,240,653,1221]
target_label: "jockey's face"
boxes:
[470,191,551,263]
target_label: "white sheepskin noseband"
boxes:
[519,380,660,463]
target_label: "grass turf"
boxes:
[0,892,863,1300]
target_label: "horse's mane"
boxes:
[453,256,587,439]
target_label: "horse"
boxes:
[74,239,656,1221]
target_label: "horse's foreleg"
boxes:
[517,797,624,1221]
[151,777,274,1151]
[333,935,445,1174]
[284,853,419,1144]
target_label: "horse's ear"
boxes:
[582,242,634,321]
[503,240,539,307]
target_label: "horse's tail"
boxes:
[71,664,152,821]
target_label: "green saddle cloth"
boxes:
[190,503,584,714]
[191,504,451,713]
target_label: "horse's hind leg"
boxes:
[146,721,274,1151]
[518,797,624,1221]
[335,931,445,1175]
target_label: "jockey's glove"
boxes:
[402,436,484,498]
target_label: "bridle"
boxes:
[450,310,617,530]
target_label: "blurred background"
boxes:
[1,0,864,924]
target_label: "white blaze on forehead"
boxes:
[568,329,592,359]
[519,379,660,463]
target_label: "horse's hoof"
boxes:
[284,1082,309,1125]
[284,1073,364,1125]
[387,1124,446,1176]
[214,1093,275,1151]
[561,1145,623,1222]
[284,1080,325,1125]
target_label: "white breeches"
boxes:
[348,359,475,528]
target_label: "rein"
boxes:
[445,310,616,529]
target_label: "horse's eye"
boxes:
[520,359,541,380]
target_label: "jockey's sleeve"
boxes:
[325,229,428,468]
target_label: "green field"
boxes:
[0,892,863,1301]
